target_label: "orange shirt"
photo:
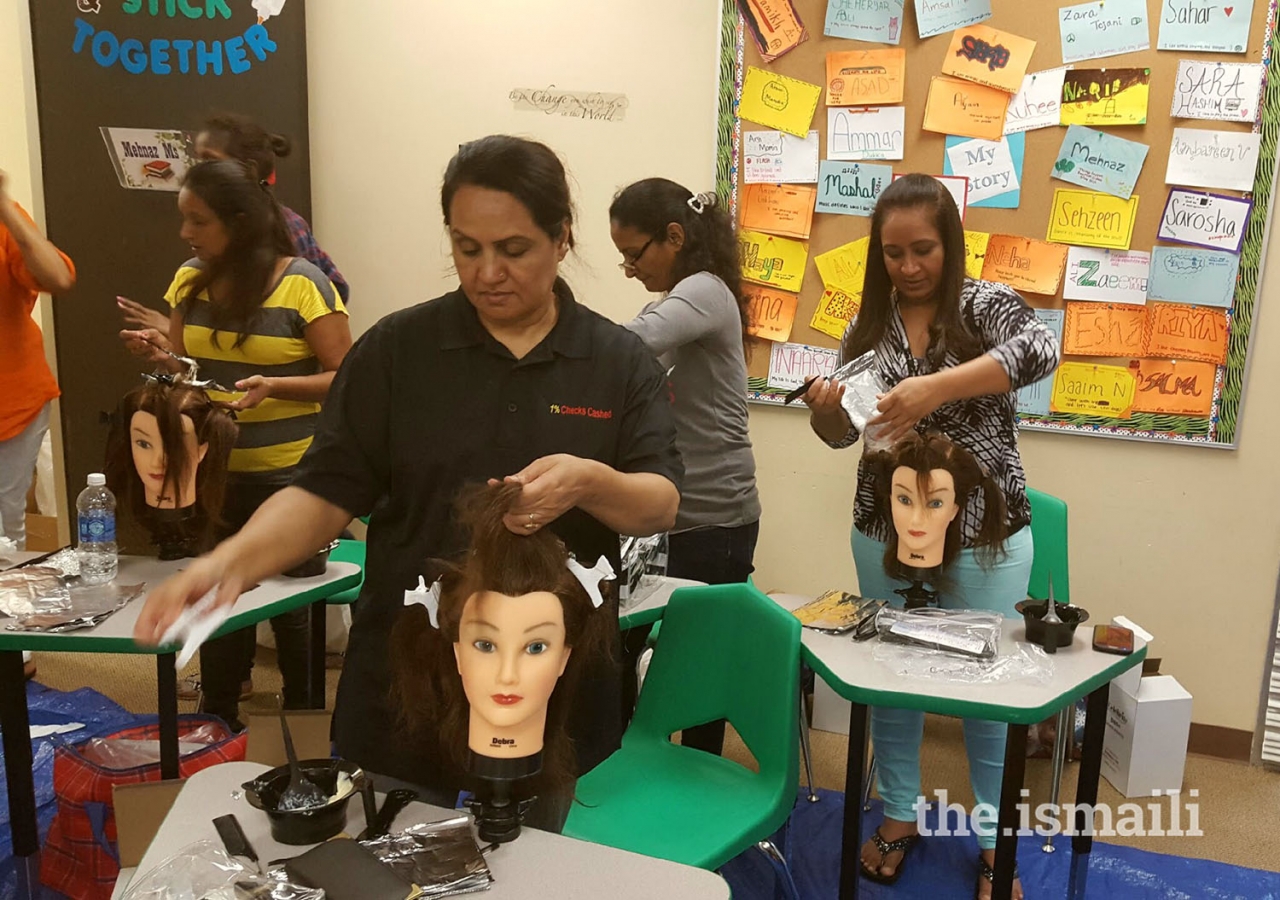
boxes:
[0,204,72,441]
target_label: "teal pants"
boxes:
[852,527,1033,850]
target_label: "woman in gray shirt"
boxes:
[609,178,762,753]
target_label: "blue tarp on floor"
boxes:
[721,789,1280,899]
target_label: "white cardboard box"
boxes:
[1111,615,1153,697]
[812,675,852,735]
[1101,675,1192,799]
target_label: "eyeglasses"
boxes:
[618,238,654,273]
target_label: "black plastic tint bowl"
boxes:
[242,758,363,844]
[1015,599,1090,649]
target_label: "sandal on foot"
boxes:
[860,828,920,885]
[976,854,1020,900]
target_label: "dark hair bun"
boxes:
[268,133,292,158]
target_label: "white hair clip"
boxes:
[404,575,442,628]
[686,192,717,215]
[566,555,615,609]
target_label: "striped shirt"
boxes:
[164,257,347,482]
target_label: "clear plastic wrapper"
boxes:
[79,721,228,769]
[6,580,143,632]
[0,536,17,566]
[121,841,324,900]
[362,816,493,896]
[875,607,1002,660]
[0,566,69,618]
[829,351,893,452]
[872,635,1054,685]
[618,532,668,612]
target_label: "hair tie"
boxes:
[686,191,717,215]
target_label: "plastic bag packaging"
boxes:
[875,606,1002,660]
[79,721,228,769]
[0,536,17,566]
[618,532,668,612]
[362,817,494,896]
[0,566,69,618]
[7,580,143,632]
[121,841,323,900]
[829,351,893,452]
[873,636,1055,685]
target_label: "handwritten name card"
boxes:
[744,285,800,342]
[826,49,906,107]
[941,23,1036,94]
[914,0,992,39]
[743,130,821,184]
[740,183,817,240]
[1131,359,1216,417]
[824,0,904,45]
[923,75,1009,141]
[1005,68,1069,135]
[827,107,906,160]
[1016,308,1064,416]
[1052,125,1149,200]
[740,67,822,138]
[1046,188,1139,251]
[1166,127,1261,192]
[1171,62,1264,123]
[1157,0,1253,54]
[1143,302,1230,364]
[1157,189,1252,254]
[768,341,839,391]
[1061,68,1151,127]
[1050,361,1136,418]
[1146,246,1240,308]
[1059,0,1149,65]
[1063,247,1150,304]
[738,0,808,62]
[739,229,809,292]
[980,234,1068,295]
[1063,301,1146,357]
[814,237,870,294]
[964,230,991,278]
[816,161,893,216]
[810,288,863,340]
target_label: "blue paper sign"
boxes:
[824,0,905,45]
[943,132,1024,209]
[1059,0,1150,64]
[1146,246,1241,308]
[816,161,894,216]
[913,0,992,39]
[1017,308,1064,416]
[1157,0,1253,54]
[1052,125,1150,200]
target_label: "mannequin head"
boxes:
[889,464,959,568]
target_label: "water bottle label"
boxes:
[78,513,116,544]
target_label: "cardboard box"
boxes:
[1101,675,1192,798]
[1111,615,1154,697]
[812,677,852,735]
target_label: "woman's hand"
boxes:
[491,454,598,535]
[869,374,947,443]
[120,328,175,366]
[801,377,852,443]
[116,296,170,333]
[133,555,246,645]
[225,375,272,411]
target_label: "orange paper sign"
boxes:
[826,49,906,107]
[923,76,1010,141]
[941,24,1036,95]
[740,0,808,62]
[1142,302,1230,365]
[1062,302,1145,358]
[744,284,799,342]
[1131,359,1217,417]
[740,183,817,240]
[980,235,1067,295]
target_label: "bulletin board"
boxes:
[717,0,1280,448]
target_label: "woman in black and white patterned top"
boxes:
[802,174,1058,900]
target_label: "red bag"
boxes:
[39,715,247,900]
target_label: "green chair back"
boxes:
[1026,487,1069,603]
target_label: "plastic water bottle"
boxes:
[76,473,118,585]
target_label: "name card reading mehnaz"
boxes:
[1046,188,1139,251]
[1052,125,1149,200]
[1050,361,1136,418]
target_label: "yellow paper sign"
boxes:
[741,0,808,62]
[1142,302,1230,365]
[1062,302,1145,358]
[1050,362,1136,418]
[1132,359,1216,417]
[826,49,906,107]
[810,288,862,340]
[1061,68,1151,127]
[739,229,808,292]
[941,24,1036,95]
[1046,189,1139,251]
[814,237,869,294]
[740,183,817,240]
[740,66,823,138]
[744,284,799,342]
[922,75,1009,141]
[980,235,1067,295]
[964,231,990,279]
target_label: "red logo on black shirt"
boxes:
[550,403,613,420]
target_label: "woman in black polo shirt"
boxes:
[134,135,683,811]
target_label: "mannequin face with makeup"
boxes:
[454,589,572,758]
[890,465,959,569]
[130,410,207,509]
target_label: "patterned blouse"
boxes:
[824,278,1060,547]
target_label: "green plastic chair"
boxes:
[1026,487,1070,602]
[564,583,801,889]
[326,538,365,606]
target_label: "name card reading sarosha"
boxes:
[914,0,992,40]
[768,342,839,391]
[1005,68,1069,135]
[1171,62,1264,123]
[940,23,1036,94]
[1143,302,1229,364]
[743,130,820,184]
[923,75,1009,141]
[740,67,823,138]
[1166,128,1261,192]
[1063,247,1150,304]
[1062,302,1146,357]
[827,107,905,161]
[1058,0,1150,64]
[1047,188,1139,250]
[1051,362,1136,418]
[1146,246,1240,308]
[825,49,906,107]
[739,230,808,292]
[1157,189,1252,255]
[1132,359,1217,418]
[1052,125,1149,200]
[744,285,799,343]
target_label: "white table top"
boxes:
[0,555,360,653]
[618,576,705,629]
[0,550,47,570]
[112,762,730,900]
[771,593,1147,725]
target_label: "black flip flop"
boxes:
[976,854,1021,899]
[860,827,920,885]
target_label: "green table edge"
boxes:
[619,605,665,632]
[0,568,362,654]
[804,643,1148,725]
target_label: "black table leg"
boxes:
[1069,685,1109,900]
[839,701,870,900]
[309,600,326,709]
[157,653,179,780]
[1,650,38,899]
[992,722,1029,900]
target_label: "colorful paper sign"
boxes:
[814,237,870,293]
[739,229,809,292]
[1016,308,1064,416]
[738,0,808,62]
[740,67,823,138]
[743,130,821,184]
[981,235,1068,295]
[941,24,1036,94]
[1157,189,1252,255]
[914,0,992,40]
[1061,68,1150,127]
[944,134,1022,207]
[1146,246,1240,308]
[768,341,839,390]
[810,288,862,340]
[1157,0,1253,54]
[1046,189,1139,251]
[894,173,970,220]
[1171,62,1264,122]
[816,161,893,216]
[1063,248,1150,304]
[1004,68,1069,135]
[823,0,904,44]
[740,183,818,239]
[826,49,906,106]
[964,231,991,279]
[827,107,906,160]
[1131,359,1217,417]
[1166,128,1261,192]
[99,127,195,192]
[744,284,800,342]
[1063,302,1146,356]
[1143,302,1230,364]
[1052,125,1149,200]
[1059,0,1150,64]
[1050,362,1136,417]
[922,76,1009,141]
